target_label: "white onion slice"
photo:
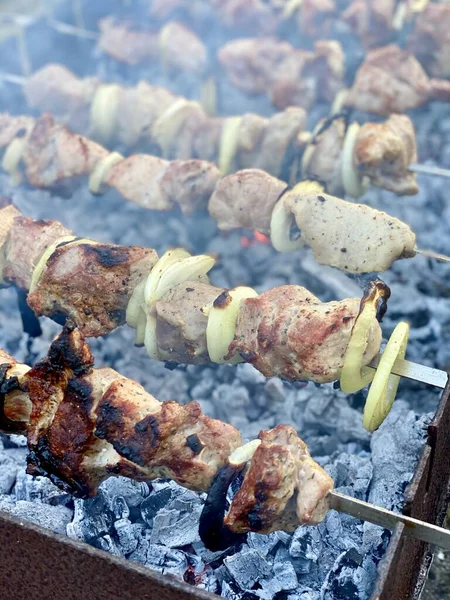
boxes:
[270,197,305,253]
[29,236,76,293]
[144,249,191,308]
[126,279,146,328]
[228,439,261,467]
[2,132,30,185]
[134,308,147,346]
[206,286,258,364]
[90,84,122,145]
[151,99,199,158]
[89,151,123,194]
[144,314,159,359]
[330,89,349,115]
[341,122,369,198]
[151,255,215,307]
[218,116,242,175]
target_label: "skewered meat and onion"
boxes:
[0,199,386,385]
[0,322,334,539]
[97,17,207,75]
[0,115,421,273]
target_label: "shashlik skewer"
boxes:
[4,64,421,195]
[2,322,450,552]
[1,199,448,421]
[0,117,431,275]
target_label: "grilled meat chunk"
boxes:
[342,0,396,48]
[408,4,450,78]
[27,241,158,337]
[218,38,344,110]
[283,190,416,273]
[225,425,333,533]
[229,285,382,382]
[355,114,418,195]
[98,18,207,75]
[3,216,72,290]
[209,169,288,233]
[156,282,223,364]
[345,44,450,115]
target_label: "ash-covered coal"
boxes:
[1,1,450,598]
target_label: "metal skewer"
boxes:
[329,491,450,550]
[409,163,450,179]
[369,355,448,389]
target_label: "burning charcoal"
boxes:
[0,499,72,534]
[224,548,272,590]
[212,384,250,427]
[0,454,18,494]
[141,486,173,526]
[93,534,122,557]
[145,544,188,577]
[114,518,144,555]
[287,590,320,600]
[14,469,71,506]
[191,540,230,564]
[327,454,373,500]
[273,557,299,590]
[322,548,375,600]
[247,532,280,556]
[67,495,114,542]
[264,378,287,405]
[151,506,202,548]
[290,527,323,563]
[99,475,149,508]
[128,529,152,565]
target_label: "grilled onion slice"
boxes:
[2,130,30,185]
[90,84,122,145]
[341,122,369,198]
[270,180,324,253]
[363,322,410,432]
[206,286,258,364]
[89,152,123,194]
[340,280,390,394]
[219,116,242,175]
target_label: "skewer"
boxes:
[415,247,450,263]
[369,355,448,389]
[409,163,450,179]
[329,491,450,550]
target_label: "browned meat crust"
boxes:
[27,242,158,337]
[225,425,333,533]
[2,325,332,538]
[229,286,381,382]
[355,114,418,195]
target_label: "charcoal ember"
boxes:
[66,495,114,542]
[14,469,72,506]
[273,552,299,590]
[326,453,373,499]
[212,384,250,428]
[191,540,231,565]
[92,534,122,556]
[247,532,280,556]
[290,527,323,563]
[99,477,149,509]
[151,506,202,548]
[113,518,144,555]
[321,548,375,600]
[224,547,273,590]
[0,454,18,494]
[264,377,287,405]
[141,487,173,526]
[145,544,188,577]
[0,499,72,534]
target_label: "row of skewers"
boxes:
[1,0,450,562]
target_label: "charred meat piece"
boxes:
[225,425,333,533]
